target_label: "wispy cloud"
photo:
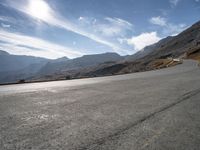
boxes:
[97,17,133,37]
[163,23,187,36]
[1,23,11,28]
[6,0,131,54]
[169,0,180,7]
[149,16,167,26]
[0,16,14,22]
[78,16,133,37]
[0,30,84,59]
[149,16,187,36]
[126,32,161,51]
[49,16,122,52]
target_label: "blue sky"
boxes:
[0,0,199,59]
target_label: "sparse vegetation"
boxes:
[148,58,182,70]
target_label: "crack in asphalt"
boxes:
[77,88,200,150]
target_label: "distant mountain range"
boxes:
[0,50,49,72]
[0,51,50,83]
[0,20,200,84]
[37,53,123,75]
[0,51,124,83]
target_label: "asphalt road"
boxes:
[0,60,200,150]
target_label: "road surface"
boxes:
[0,60,200,150]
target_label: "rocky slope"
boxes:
[72,20,200,78]
[36,52,124,76]
[0,52,124,84]
[1,20,200,84]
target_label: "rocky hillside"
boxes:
[0,52,124,84]
[1,20,200,84]
[126,36,174,61]
[72,20,200,78]
[37,52,124,75]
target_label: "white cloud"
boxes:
[0,15,36,29]
[78,16,84,21]
[149,16,187,36]
[163,23,187,36]
[118,38,126,44]
[97,17,133,37]
[0,16,14,22]
[0,30,84,59]
[1,23,11,28]
[41,16,120,51]
[149,16,166,26]
[170,0,180,7]
[105,17,132,27]
[127,32,161,51]
[7,0,126,53]
[77,16,133,39]
[78,16,92,24]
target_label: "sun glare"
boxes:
[28,0,50,20]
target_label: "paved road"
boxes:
[0,60,200,150]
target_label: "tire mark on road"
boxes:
[78,88,200,150]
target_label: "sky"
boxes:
[0,0,199,59]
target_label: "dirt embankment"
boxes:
[186,47,200,64]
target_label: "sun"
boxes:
[28,0,50,20]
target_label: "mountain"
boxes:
[127,20,200,62]
[126,36,174,61]
[0,51,70,83]
[0,51,51,83]
[0,52,124,84]
[37,52,124,75]
[0,50,49,72]
[1,20,200,83]
[0,50,9,55]
[51,56,69,63]
[141,21,200,60]
[75,20,200,78]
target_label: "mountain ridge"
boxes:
[0,20,200,83]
